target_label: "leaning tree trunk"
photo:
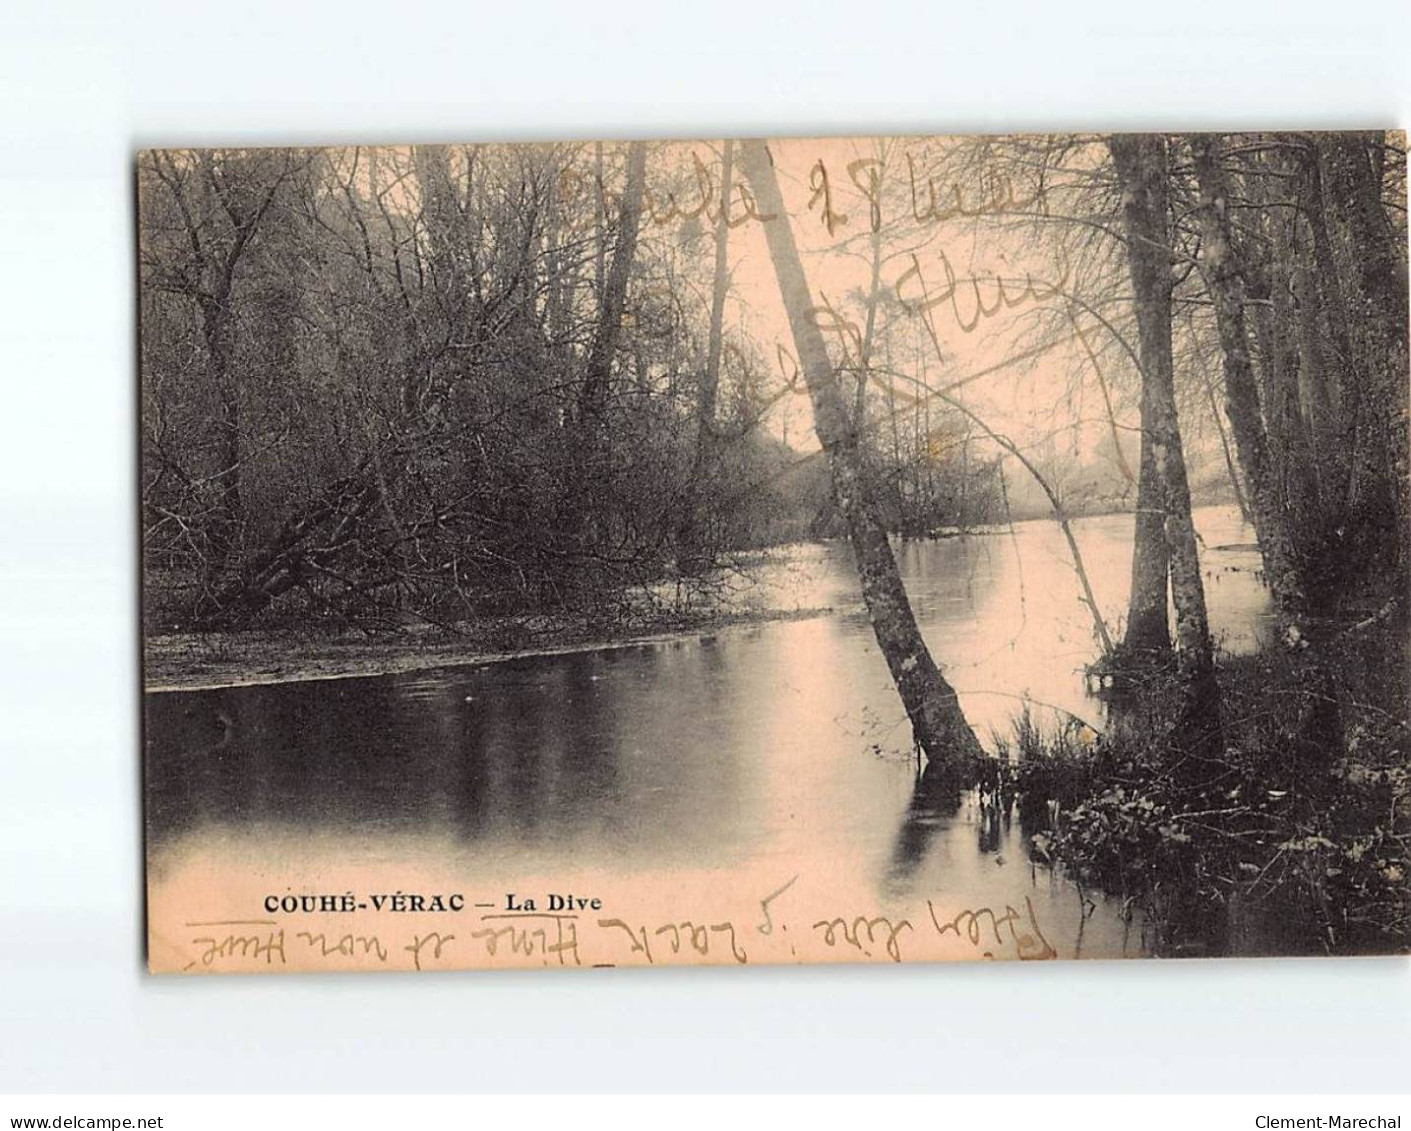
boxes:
[1109,134,1220,730]
[1189,134,1309,619]
[738,139,984,768]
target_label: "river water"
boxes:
[146,505,1273,966]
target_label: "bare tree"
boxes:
[1108,134,1219,725]
[1189,134,1308,619]
[678,140,734,565]
[142,148,298,620]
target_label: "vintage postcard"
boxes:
[140,132,1409,973]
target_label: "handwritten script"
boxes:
[176,882,1057,973]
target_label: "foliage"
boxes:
[1009,625,1409,956]
[139,143,998,634]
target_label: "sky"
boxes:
[676,135,1147,502]
[252,134,1208,508]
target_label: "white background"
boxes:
[1,0,1408,1094]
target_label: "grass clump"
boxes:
[1002,623,1409,956]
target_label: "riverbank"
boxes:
[143,605,834,692]
[1005,618,1409,957]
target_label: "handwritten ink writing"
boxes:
[645,151,717,228]
[296,931,388,963]
[905,151,1048,225]
[179,880,1060,971]
[727,181,776,229]
[756,874,800,936]
[598,917,747,965]
[184,928,286,971]
[470,914,582,967]
[811,915,912,963]
[847,158,883,233]
[807,160,848,236]
[403,931,455,972]
[598,917,655,964]
[896,249,1072,344]
[926,896,1057,961]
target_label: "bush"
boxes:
[1007,628,1409,956]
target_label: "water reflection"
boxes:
[886,763,964,890]
[147,642,760,873]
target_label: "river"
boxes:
[145,505,1273,966]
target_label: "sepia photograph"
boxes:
[138,132,1409,973]
[6,0,1411,1112]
